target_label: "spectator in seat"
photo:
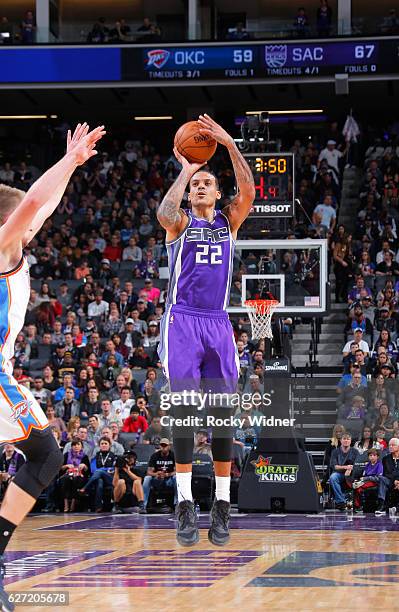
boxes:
[45,405,67,435]
[20,10,36,43]
[293,7,310,38]
[87,415,101,449]
[142,278,160,304]
[100,354,122,389]
[78,437,116,512]
[31,376,52,409]
[354,426,374,453]
[87,17,109,43]
[129,346,152,369]
[372,403,398,441]
[193,429,213,457]
[143,416,172,446]
[381,9,399,35]
[97,399,116,430]
[137,17,152,33]
[375,437,399,514]
[59,438,90,512]
[80,386,101,419]
[0,444,25,500]
[372,329,398,361]
[347,276,372,305]
[312,195,337,233]
[352,448,383,511]
[143,439,177,510]
[88,290,109,320]
[63,426,92,458]
[342,328,370,357]
[376,251,399,278]
[333,235,353,303]
[112,386,135,424]
[122,406,148,436]
[226,22,250,41]
[345,304,373,339]
[375,307,397,338]
[329,433,359,510]
[113,450,145,513]
[55,387,80,423]
[316,0,332,37]
[92,426,124,457]
[123,237,142,263]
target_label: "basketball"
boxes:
[174,120,217,164]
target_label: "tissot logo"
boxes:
[252,204,292,214]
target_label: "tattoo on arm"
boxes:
[228,143,255,195]
[157,170,191,228]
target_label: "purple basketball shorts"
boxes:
[158,304,239,393]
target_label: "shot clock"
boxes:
[243,153,295,218]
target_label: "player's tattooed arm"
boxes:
[198,114,255,232]
[157,146,204,236]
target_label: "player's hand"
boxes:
[173,146,204,174]
[198,113,234,147]
[68,124,106,165]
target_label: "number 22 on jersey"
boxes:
[195,244,223,265]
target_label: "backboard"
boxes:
[227,239,328,316]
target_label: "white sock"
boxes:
[176,472,193,503]
[215,476,231,503]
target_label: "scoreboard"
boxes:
[0,37,399,85]
[124,38,399,82]
[244,153,294,218]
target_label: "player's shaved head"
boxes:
[0,184,25,225]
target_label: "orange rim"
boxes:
[245,299,279,314]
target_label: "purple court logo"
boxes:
[265,45,287,68]
[146,49,170,69]
[251,455,299,483]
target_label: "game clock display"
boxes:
[243,153,295,218]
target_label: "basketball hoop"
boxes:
[244,299,279,340]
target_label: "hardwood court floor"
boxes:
[5,512,399,611]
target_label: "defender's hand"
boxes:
[198,113,234,147]
[68,124,106,165]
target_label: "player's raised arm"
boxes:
[198,114,255,232]
[157,147,204,240]
[0,124,105,250]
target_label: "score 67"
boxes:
[354,44,375,59]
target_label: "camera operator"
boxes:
[112,451,145,513]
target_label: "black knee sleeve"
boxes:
[211,437,233,462]
[14,428,63,499]
[170,404,196,464]
[209,406,234,462]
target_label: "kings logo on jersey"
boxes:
[146,49,170,69]
[265,45,287,68]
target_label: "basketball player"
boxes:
[157,114,255,546]
[0,122,105,610]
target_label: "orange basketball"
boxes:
[174,120,217,164]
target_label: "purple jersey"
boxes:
[166,209,234,311]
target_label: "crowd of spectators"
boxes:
[315,119,399,514]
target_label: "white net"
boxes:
[245,300,279,340]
